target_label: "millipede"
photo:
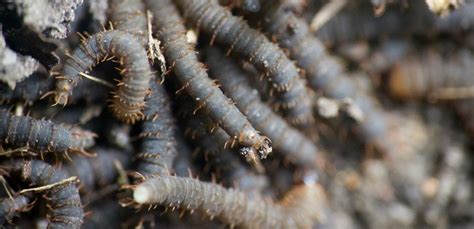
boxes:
[183,111,268,191]
[389,49,474,100]
[135,79,178,176]
[175,0,315,126]
[4,159,83,228]
[0,71,54,105]
[205,47,320,169]
[1,0,473,227]
[53,30,153,124]
[179,97,263,167]
[64,147,131,193]
[219,0,261,12]
[258,1,394,153]
[316,1,473,43]
[109,0,148,46]
[0,110,95,158]
[314,1,434,44]
[145,0,272,159]
[0,195,32,225]
[133,176,321,228]
[388,49,474,138]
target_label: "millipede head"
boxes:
[256,137,272,159]
[50,78,75,106]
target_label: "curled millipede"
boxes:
[0,71,54,105]
[109,0,164,64]
[135,79,178,176]
[0,195,32,225]
[0,110,95,158]
[53,30,153,124]
[205,48,320,169]
[65,147,131,192]
[145,0,271,159]
[176,0,315,126]
[5,159,84,228]
[133,176,322,228]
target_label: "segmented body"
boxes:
[7,159,83,228]
[219,0,261,12]
[176,0,315,126]
[0,71,54,105]
[145,0,271,159]
[65,147,131,192]
[184,113,268,192]
[205,48,319,168]
[136,79,177,176]
[133,176,321,228]
[109,0,147,45]
[453,100,474,138]
[389,50,474,99]
[0,110,95,157]
[389,49,474,137]
[317,1,472,43]
[259,2,392,151]
[54,30,153,124]
[0,195,31,225]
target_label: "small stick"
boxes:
[429,86,474,100]
[310,0,347,32]
[79,72,115,89]
[19,176,78,194]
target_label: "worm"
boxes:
[64,147,131,192]
[145,0,271,159]
[53,30,153,124]
[175,0,315,126]
[133,176,321,228]
[0,110,95,157]
[135,79,178,176]
[205,47,320,169]
[5,159,84,229]
[0,71,54,105]
[0,195,32,225]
